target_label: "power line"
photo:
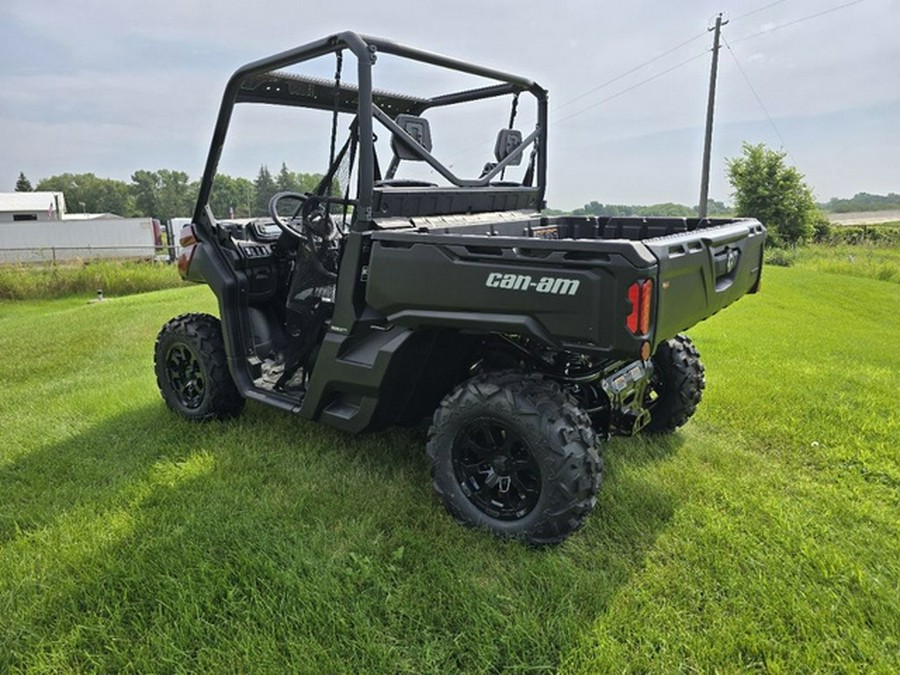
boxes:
[448,30,711,164]
[555,1,793,116]
[722,36,792,159]
[732,0,868,44]
[552,30,708,112]
[731,0,790,23]
[553,49,710,126]
[458,1,866,162]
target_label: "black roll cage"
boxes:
[193,31,549,232]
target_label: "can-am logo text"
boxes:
[485,272,580,296]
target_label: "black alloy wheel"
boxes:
[452,418,542,520]
[164,343,206,409]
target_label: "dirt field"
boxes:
[828,210,900,225]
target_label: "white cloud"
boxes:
[1,0,898,204]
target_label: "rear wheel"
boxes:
[644,334,705,433]
[427,372,601,545]
[154,313,245,421]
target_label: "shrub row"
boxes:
[814,222,900,246]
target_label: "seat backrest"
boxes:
[494,129,523,166]
[391,115,433,160]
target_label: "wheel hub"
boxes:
[452,419,541,520]
[166,344,205,409]
[491,455,512,474]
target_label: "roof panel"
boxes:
[0,191,67,213]
[236,71,430,117]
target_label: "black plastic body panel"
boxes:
[372,186,541,218]
[361,215,764,360]
[364,233,655,357]
[642,219,766,339]
[298,326,476,432]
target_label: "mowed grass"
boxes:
[0,265,897,672]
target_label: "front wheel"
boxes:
[427,373,601,545]
[643,334,705,433]
[154,313,245,421]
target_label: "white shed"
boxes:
[0,192,67,223]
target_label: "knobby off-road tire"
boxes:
[427,372,602,546]
[644,333,705,434]
[154,313,245,421]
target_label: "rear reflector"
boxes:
[640,341,651,361]
[626,279,654,337]
[639,279,653,335]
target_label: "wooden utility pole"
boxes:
[699,13,728,219]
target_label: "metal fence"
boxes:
[0,245,177,265]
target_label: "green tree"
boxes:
[303,172,330,195]
[157,170,196,222]
[37,173,137,216]
[824,192,900,213]
[130,170,161,217]
[15,172,33,192]
[210,174,255,219]
[573,201,699,218]
[276,162,302,194]
[635,203,696,218]
[726,142,819,246]
[254,165,277,217]
[129,170,196,222]
[705,199,731,216]
[573,201,632,217]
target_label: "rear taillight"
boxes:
[626,282,641,334]
[626,279,654,337]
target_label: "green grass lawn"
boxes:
[0,265,897,673]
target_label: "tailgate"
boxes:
[364,231,657,357]
[644,218,766,341]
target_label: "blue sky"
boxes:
[1,0,897,210]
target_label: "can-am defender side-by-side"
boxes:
[155,32,765,545]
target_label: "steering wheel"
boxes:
[268,191,335,241]
[268,191,339,279]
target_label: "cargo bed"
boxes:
[365,212,765,360]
